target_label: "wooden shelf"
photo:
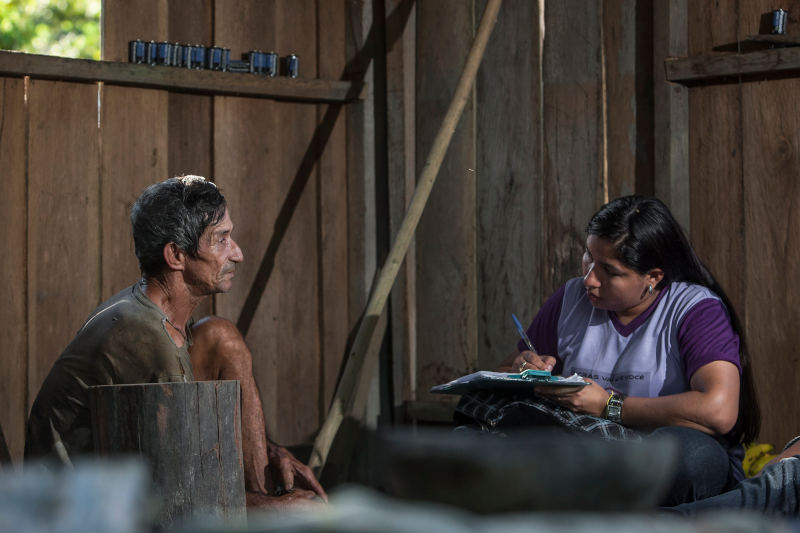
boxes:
[665,45,800,85]
[0,50,364,103]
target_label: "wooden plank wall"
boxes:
[396,0,656,405]
[399,0,795,448]
[0,0,359,462]
[688,0,800,447]
[9,0,799,465]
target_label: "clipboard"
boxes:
[430,369,588,395]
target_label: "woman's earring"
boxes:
[647,284,654,295]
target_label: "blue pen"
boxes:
[512,313,536,354]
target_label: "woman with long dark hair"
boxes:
[497,195,761,505]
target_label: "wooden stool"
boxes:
[89,381,246,528]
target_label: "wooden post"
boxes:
[89,381,246,529]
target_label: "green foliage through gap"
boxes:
[0,0,101,60]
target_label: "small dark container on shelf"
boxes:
[265,52,278,77]
[145,40,158,66]
[282,54,299,78]
[206,47,229,71]
[773,9,788,35]
[155,42,173,66]
[128,40,145,64]
[190,45,206,70]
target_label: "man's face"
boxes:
[184,209,244,296]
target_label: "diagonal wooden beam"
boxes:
[308,0,504,476]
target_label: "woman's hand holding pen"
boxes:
[534,377,609,417]
[513,351,557,373]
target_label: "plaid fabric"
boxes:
[454,390,641,442]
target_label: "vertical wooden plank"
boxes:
[687,0,761,444]
[317,0,351,417]
[739,0,800,447]
[167,0,213,178]
[385,0,417,408]
[273,0,321,443]
[101,0,169,299]
[604,0,653,198]
[475,0,541,371]
[346,0,378,331]
[653,0,689,230]
[215,0,322,445]
[541,0,604,294]
[344,0,383,439]
[101,0,168,61]
[687,0,741,305]
[687,1,744,379]
[414,0,477,398]
[741,76,800,447]
[0,78,27,461]
[213,0,281,438]
[167,0,214,320]
[27,80,100,411]
[99,85,169,298]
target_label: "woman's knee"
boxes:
[651,426,732,505]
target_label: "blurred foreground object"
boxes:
[378,427,677,513]
[0,458,148,533]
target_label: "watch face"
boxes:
[607,396,623,423]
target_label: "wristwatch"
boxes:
[605,391,625,424]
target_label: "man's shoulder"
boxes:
[75,284,165,345]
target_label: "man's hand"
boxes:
[266,444,328,502]
[246,488,326,510]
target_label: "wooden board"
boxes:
[271,0,321,443]
[741,76,800,446]
[101,0,167,63]
[316,0,351,417]
[99,85,169,298]
[0,50,360,103]
[27,80,100,409]
[101,0,169,299]
[541,0,605,294]
[415,0,478,398]
[474,0,541,371]
[346,1,378,332]
[213,0,282,438]
[739,0,800,447]
[385,0,418,407]
[687,0,749,436]
[652,0,689,230]
[167,0,214,320]
[604,0,653,198]
[665,46,800,84]
[214,0,322,446]
[0,77,27,461]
